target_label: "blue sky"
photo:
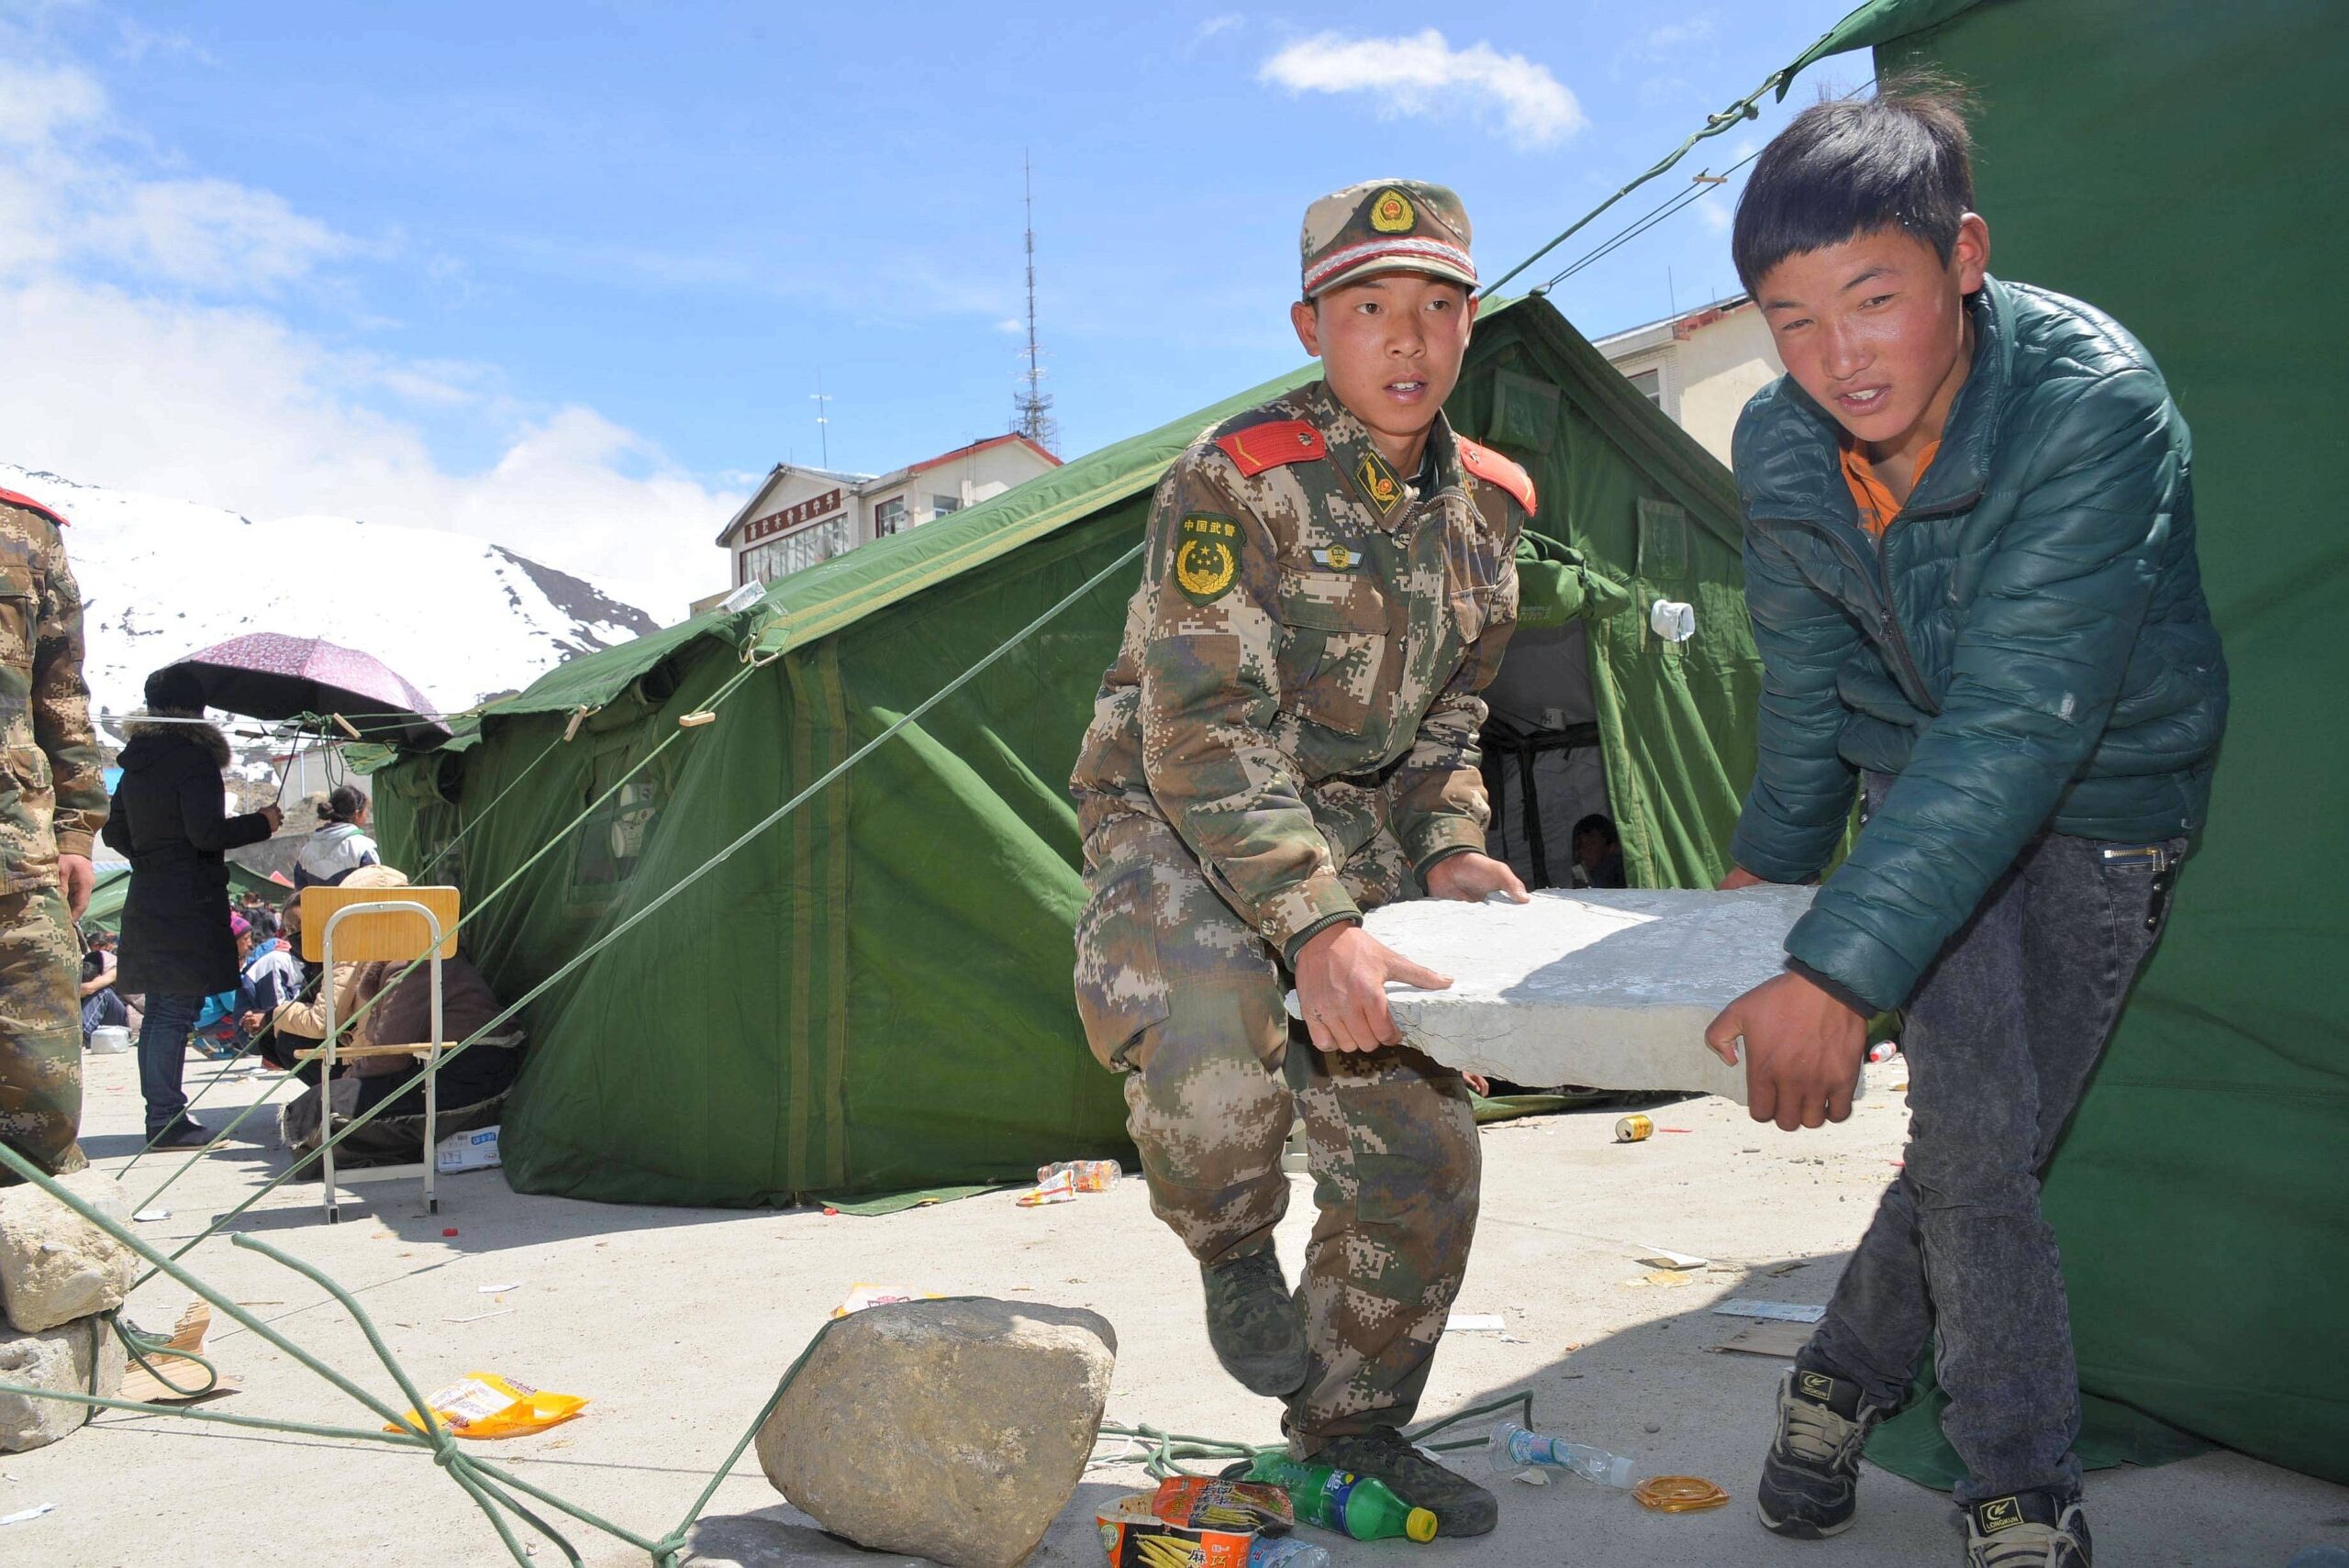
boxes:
[0,1,1869,616]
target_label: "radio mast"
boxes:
[1012,152,1058,455]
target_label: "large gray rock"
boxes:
[0,1314,127,1451]
[0,1169,138,1332]
[1355,886,1854,1106]
[755,1298,1116,1568]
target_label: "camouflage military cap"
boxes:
[1300,179,1475,299]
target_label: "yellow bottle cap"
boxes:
[1405,1507,1439,1543]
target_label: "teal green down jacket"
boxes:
[1730,276,2228,1012]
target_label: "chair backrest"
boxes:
[299,885,462,963]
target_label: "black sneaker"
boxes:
[1966,1491,2091,1567]
[1313,1427,1496,1538]
[1756,1367,1885,1539]
[148,1118,216,1151]
[1200,1245,1309,1397]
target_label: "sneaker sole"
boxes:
[1758,1499,1856,1540]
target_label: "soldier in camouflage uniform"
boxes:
[0,485,106,1181]
[1069,181,1537,1533]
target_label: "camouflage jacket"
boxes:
[1071,379,1530,962]
[0,490,106,893]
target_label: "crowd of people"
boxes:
[58,671,518,1170]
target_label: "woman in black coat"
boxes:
[100,666,280,1145]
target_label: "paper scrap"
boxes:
[0,1503,54,1526]
[1711,1319,1812,1359]
[1712,1299,1827,1323]
[1444,1313,1508,1334]
[831,1284,939,1318]
[477,1282,522,1295]
[131,1207,171,1222]
[447,1309,516,1325]
[1635,1248,1709,1271]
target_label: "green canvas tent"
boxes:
[367,295,1762,1208]
[1780,0,2348,1490]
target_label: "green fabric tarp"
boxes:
[1792,0,2348,1490]
[369,295,1762,1207]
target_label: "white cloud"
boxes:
[0,46,740,623]
[1258,29,1585,150]
[1625,17,1717,65]
[1698,199,1732,233]
[1195,15,1241,44]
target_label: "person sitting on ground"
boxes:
[78,929,136,1042]
[102,665,283,1148]
[234,909,302,1046]
[1570,814,1627,889]
[293,786,380,890]
[261,865,523,1170]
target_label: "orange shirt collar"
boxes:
[1841,438,1940,537]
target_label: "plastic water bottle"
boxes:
[1248,1536,1332,1568]
[1487,1421,1635,1488]
[1242,1454,1439,1542]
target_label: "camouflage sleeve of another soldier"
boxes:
[3,495,106,909]
[1136,448,1359,962]
[1383,462,1528,879]
[35,522,107,873]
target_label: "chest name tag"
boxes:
[1309,544,1363,573]
[1174,514,1241,606]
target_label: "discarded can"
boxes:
[1614,1115,1654,1143]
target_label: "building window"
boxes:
[742,517,849,584]
[874,496,907,536]
[931,493,962,517]
[1627,367,1663,406]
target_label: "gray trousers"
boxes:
[1800,809,2184,1505]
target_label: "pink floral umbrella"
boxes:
[161,633,451,746]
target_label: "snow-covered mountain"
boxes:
[2,462,662,741]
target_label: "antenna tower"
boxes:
[1012,152,1058,454]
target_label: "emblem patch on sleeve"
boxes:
[1174,513,1241,605]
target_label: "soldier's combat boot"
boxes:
[1965,1491,2091,1568]
[1756,1367,1886,1539]
[1312,1428,1497,1537]
[1200,1245,1308,1397]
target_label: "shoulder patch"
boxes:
[1456,439,1536,517]
[1214,419,1327,478]
[0,486,70,528]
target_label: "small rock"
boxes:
[0,1171,137,1332]
[0,1315,127,1451]
[755,1297,1116,1568]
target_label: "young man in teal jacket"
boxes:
[1701,83,2228,1568]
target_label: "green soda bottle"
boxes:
[1242,1454,1439,1543]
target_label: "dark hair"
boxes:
[1572,814,1619,846]
[1731,74,1976,294]
[142,663,207,717]
[320,785,368,824]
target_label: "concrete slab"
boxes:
[1356,887,1820,1104]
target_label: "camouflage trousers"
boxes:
[1074,813,1480,1449]
[0,886,84,1182]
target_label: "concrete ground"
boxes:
[7,1049,2343,1568]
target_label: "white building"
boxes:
[711,433,1062,595]
[1592,294,1784,468]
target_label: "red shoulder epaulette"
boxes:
[0,487,69,528]
[1456,438,1537,517]
[1214,419,1327,477]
